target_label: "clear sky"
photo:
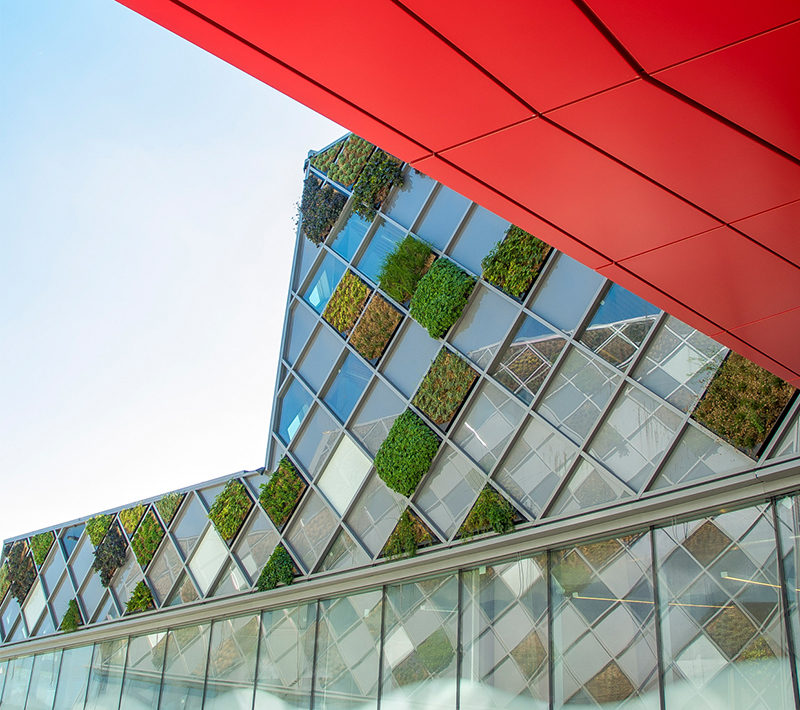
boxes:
[0,0,344,544]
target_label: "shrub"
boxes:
[382,509,433,560]
[30,531,55,566]
[208,480,252,541]
[298,175,348,245]
[692,352,795,452]
[126,581,154,614]
[374,410,440,497]
[322,271,371,334]
[59,599,82,632]
[410,259,475,339]
[6,540,36,604]
[119,504,146,536]
[378,235,434,303]
[459,487,515,538]
[350,294,403,360]
[481,225,552,298]
[352,149,404,220]
[256,544,295,592]
[93,523,127,586]
[0,563,9,601]
[412,350,477,425]
[310,141,343,174]
[131,511,165,569]
[85,515,113,547]
[155,492,185,526]
[259,457,306,529]
[327,135,373,187]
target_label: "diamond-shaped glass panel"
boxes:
[324,352,371,423]
[356,219,405,283]
[347,473,405,556]
[298,325,343,393]
[167,574,200,607]
[50,575,73,628]
[351,379,405,455]
[549,459,632,516]
[450,205,509,274]
[772,410,800,459]
[285,300,317,367]
[384,167,434,228]
[147,539,183,606]
[61,524,85,560]
[172,493,208,559]
[291,405,339,480]
[320,530,371,572]
[211,561,248,598]
[303,252,346,314]
[233,513,279,582]
[416,184,470,251]
[277,377,314,445]
[22,579,46,630]
[79,571,104,619]
[68,535,93,586]
[41,545,66,595]
[111,550,143,609]
[451,285,518,370]
[381,320,440,399]
[188,529,228,595]
[330,210,370,262]
[286,492,338,573]
[317,435,373,516]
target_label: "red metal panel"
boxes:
[709,330,798,382]
[731,307,800,378]
[656,22,800,160]
[441,117,718,262]
[396,0,635,112]
[584,0,800,72]
[548,80,800,223]
[731,200,800,267]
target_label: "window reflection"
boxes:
[278,378,313,445]
[303,253,345,314]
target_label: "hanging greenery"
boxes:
[256,544,295,592]
[126,581,155,614]
[374,410,440,497]
[352,149,404,220]
[298,175,348,245]
[6,540,36,604]
[131,511,165,569]
[59,599,83,633]
[259,458,306,529]
[155,492,185,526]
[85,514,114,547]
[119,505,147,536]
[208,480,253,541]
[327,135,374,187]
[459,487,515,538]
[409,259,475,339]
[30,531,55,566]
[378,235,434,304]
[92,524,127,587]
[382,509,433,560]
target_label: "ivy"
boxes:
[378,235,433,304]
[481,225,551,298]
[409,259,475,339]
[350,294,403,361]
[30,531,55,566]
[93,523,127,586]
[382,509,433,560]
[6,540,36,604]
[412,350,477,426]
[259,458,306,529]
[298,175,348,245]
[155,492,185,526]
[126,581,154,614]
[131,511,165,569]
[119,504,146,536]
[327,135,373,187]
[59,599,82,633]
[322,270,371,334]
[208,480,252,541]
[374,410,440,497]
[459,487,515,538]
[352,149,404,220]
[85,514,114,547]
[256,544,295,592]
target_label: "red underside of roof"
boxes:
[117,0,800,387]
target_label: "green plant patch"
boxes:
[131,511,165,569]
[30,531,55,566]
[382,509,433,560]
[6,540,36,604]
[459,487,515,538]
[374,410,440,497]
[322,270,371,334]
[378,235,434,304]
[412,350,477,426]
[298,174,348,245]
[0,563,9,601]
[59,599,82,633]
[93,523,127,586]
[208,480,253,541]
[126,580,154,614]
[119,504,146,536]
[259,457,306,529]
[155,492,185,526]
[85,514,114,547]
[352,149,404,220]
[692,352,796,453]
[481,225,552,298]
[350,294,403,361]
[409,259,475,339]
[310,141,343,174]
[327,135,374,187]
[256,544,295,592]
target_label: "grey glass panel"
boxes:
[330,210,370,262]
[93,594,119,625]
[657,507,792,710]
[416,185,470,251]
[278,378,314,445]
[778,497,800,698]
[461,556,549,706]
[453,381,525,474]
[1,597,21,640]
[291,406,339,480]
[167,575,199,607]
[537,347,621,444]
[111,551,143,610]
[551,533,657,709]
[147,540,182,606]
[285,301,318,366]
[210,561,248,598]
[79,572,104,621]
[233,513,279,583]
[295,235,322,288]
[317,436,373,516]
[381,575,458,706]
[494,415,578,519]
[325,353,371,423]
[204,615,260,710]
[303,252,346,314]
[383,167,434,229]
[52,645,93,710]
[61,525,85,560]
[172,493,207,559]
[320,530,371,572]
[529,254,603,334]
[298,326,343,394]
[197,482,226,509]
[68,536,93,587]
[450,205,508,274]
[85,638,127,710]
[451,286,518,370]
[119,632,166,710]
[381,320,440,399]
[315,590,382,710]
[187,528,227,595]
[0,660,6,702]
[24,651,61,710]
[159,625,210,710]
[22,579,47,633]
[286,492,337,572]
[41,548,66,596]
[346,474,405,556]
[350,380,405,456]
[33,611,55,638]
[772,410,800,459]
[356,220,405,283]
[254,603,316,709]
[549,458,632,516]
[2,655,33,710]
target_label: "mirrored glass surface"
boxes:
[204,615,260,710]
[451,285,518,370]
[549,459,632,516]
[2,654,33,710]
[298,325,343,394]
[295,235,322,288]
[285,301,318,366]
[356,219,405,283]
[317,436,373,516]
[172,494,207,560]
[320,530,371,572]
[772,409,800,459]
[50,576,73,629]
[416,185,470,251]
[52,645,93,710]
[111,550,143,610]
[211,561,248,598]
[85,638,127,710]
[148,539,183,605]
[41,547,66,596]
[159,624,210,710]
[25,650,61,710]
[119,632,166,710]
[381,320,440,399]
[383,167,434,229]
[346,474,405,557]
[286,492,337,572]
[68,535,93,587]
[233,513,279,582]
[79,572,104,620]
[449,205,508,274]
[330,210,370,262]
[303,252,346,314]
[22,579,46,631]
[291,406,339,480]
[350,380,405,455]
[278,378,314,445]
[325,353,371,423]
[61,524,85,560]
[187,529,227,595]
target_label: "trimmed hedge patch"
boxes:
[374,410,440,497]
[30,531,55,566]
[59,599,82,632]
[412,350,477,426]
[85,514,114,547]
[131,511,164,569]
[410,259,475,339]
[459,487,515,538]
[481,225,551,298]
[259,457,306,529]
[298,175,348,245]
[352,149,404,220]
[310,141,343,174]
[322,270,371,334]
[256,544,295,592]
[378,235,433,304]
[93,523,127,586]
[692,352,795,453]
[350,294,403,361]
[327,135,373,187]
[382,509,433,560]
[208,480,253,541]
[119,505,146,536]
[126,581,154,614]
[6,540,36,604]
[156,492,185,526]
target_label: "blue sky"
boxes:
[0,0,343,543]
